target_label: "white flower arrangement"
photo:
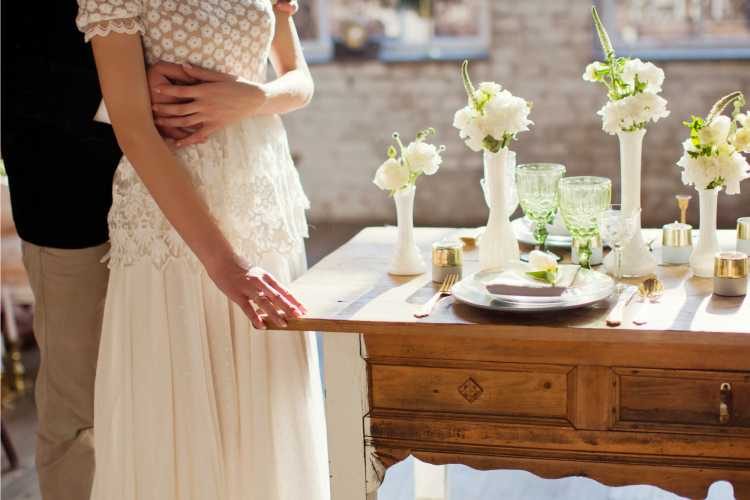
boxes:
[676,91,750,195]
[373,128,445,193]
[453,60,533,153]
[583,7,670,135]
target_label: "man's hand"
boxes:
[153,64,267,148]
[147,61,198,142]
[274,0,299,15]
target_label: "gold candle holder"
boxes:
[661,222,692,265]
[713,251,748,297]
[432,240,463,283]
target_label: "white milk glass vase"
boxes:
[689,187,720,278]
[389,184,426,276]
[479,148,520,271]
[603,129,657,277]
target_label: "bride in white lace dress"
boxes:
[75,1,329,498]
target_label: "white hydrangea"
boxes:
[403,141,443,176]
[597,91,670,135]
[453,84,533,152]
[621,58,665,93]
[698,115,731,145]
[373,158,409,191]
[733,127,750,154]
[677,139,750,195]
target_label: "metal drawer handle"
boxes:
[719,383,732,425]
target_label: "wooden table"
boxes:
[288,227,750,500]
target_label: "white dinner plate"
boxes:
[453,264,615,313]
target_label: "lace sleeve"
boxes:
[76,0,145,42]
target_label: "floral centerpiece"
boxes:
[374,128,445,275]
[583,6,670,278]
[676,91,750,277]
[453,60,533,271]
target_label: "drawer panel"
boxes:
[370,363,570,420]
[617,368,750,429]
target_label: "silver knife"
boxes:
[606,285,637,327]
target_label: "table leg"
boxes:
[324,332,370,500]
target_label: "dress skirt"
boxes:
[90,250,330,500]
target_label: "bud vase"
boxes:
[389,185,426,276]
[479,148,520,271]
[689,187,720,278]
[603,129,657,277]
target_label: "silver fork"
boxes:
[414,273,458,319]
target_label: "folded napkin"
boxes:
[485,268,576,297]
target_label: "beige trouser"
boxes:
[22,242,110,500]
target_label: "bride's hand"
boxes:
[206,253,307,330]
[152,64,267,148]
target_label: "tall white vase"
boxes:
[690,187,720,278]
[389,185,426,276]
[603,129,657,277]
[479,148,520,271]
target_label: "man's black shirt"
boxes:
[1,2,121,249]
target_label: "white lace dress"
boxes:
[76,1,329,499]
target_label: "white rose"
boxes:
[528,250,557,273]
[698,115,732,145]
[733,127,750,153]
[404,141,443,176]
[373,158,409,191]
[622,59,665,93]
[582,61,606,82]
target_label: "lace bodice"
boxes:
[76,0,309,268]
[77,0,276,81]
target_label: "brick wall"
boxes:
[284,0,750,229]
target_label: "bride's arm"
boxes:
[258,10,314,115]
[90,33,303,328]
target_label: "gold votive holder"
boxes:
[737,217,750,255]
[432,240,463,283]
[661,222,692,265]
[713,251,748,297]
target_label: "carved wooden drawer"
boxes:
[369,362,572,423]
[615,368,750,433]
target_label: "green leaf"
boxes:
[482,135,502,154]
[706,177,726,190]
[592,6,615,61]
[526,269,558,286]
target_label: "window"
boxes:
[595,0,750,59]
[296,0,490,63]
[295,0,333,63]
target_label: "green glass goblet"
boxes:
[516,163,567,259]
[559,176,612,269]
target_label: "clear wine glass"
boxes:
[599,204,641,279]
[559,176,612,269]
[515,163,566,258]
